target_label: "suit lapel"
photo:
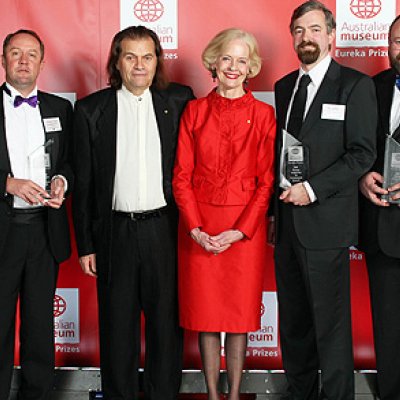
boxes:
[37,91,60,175]
[0,84,11,174]
[299,60,341,141]
[376,69,395,136]
[151,88,173,178]
[279,74,297,131]
[96,90,118,184]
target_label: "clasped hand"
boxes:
[6,176,66,209]
[190,227,244,255]
[359,171,400,207]
[280,182,311,206]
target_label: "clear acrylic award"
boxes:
[281,130,309,188]
[27,139,54,196]
[382,135,400,204]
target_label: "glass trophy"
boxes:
[27,139,54,197]
[382,135,400,204]
[281,130,309,187]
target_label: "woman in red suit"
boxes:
[173,28,276,400]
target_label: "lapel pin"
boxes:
[164,109,169,114]
[247,119,251,124]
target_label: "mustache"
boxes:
[298,40,319,50]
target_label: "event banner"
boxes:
[1,0,397,369]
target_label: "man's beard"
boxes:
[296,41,321,65]
[389,52,400,74]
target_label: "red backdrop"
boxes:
[1,0,395,370]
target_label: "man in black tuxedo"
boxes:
[359,15,400,400]
[72,26,194,399]
[0,30,73,400]
[271,1,377,399]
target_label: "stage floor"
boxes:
[10,368,378,399]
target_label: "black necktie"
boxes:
[287,74,311,138]
[392,124,400,141]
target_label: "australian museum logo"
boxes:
[54,288,80,344]
[336,0,395,47]
[350,0,381,19]
[134,0,164,22]
[120,0,178,49]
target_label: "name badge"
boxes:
[321,104,346,121]
[43,117,62,132]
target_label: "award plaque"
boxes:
[382,136,400,204]
[285,145,309,184]
[28,139,54,195]
[280,130,309,187]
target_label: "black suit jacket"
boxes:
[0,83,73,263]
[72,83,194,282]
[274,59,377,249]
[359,68,400,258]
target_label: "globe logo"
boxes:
[350,0,381,19]
[134,0,164,22]
[261,303,266,317]
[53,295,67,317]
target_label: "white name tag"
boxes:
[321,104,346,121]
[43,117,62,132]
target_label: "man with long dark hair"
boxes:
[72,26,194,399]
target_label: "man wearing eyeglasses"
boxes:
[0,29,73,400]
[359,15,400,400]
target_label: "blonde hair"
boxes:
[202,28,262,78]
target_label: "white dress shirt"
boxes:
[281,55,332,202]
[4,83,47,208]
[113,85,166,212]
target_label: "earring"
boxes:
[211,68,217,82]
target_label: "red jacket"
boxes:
[173,89,276,239]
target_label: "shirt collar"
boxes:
[5,82,38,99]
[120,84,151,103]
[298,55,332,88]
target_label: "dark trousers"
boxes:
[97,212,182,400]
[366,250,400,400]
[0,215,58,400]
[274,203,354,400]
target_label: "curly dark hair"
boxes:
[107,25,168,90]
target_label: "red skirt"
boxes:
[178,202,266,333]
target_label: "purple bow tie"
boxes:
[14,95,38,108]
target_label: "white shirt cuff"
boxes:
[303,181,317,203]
[51,175,68,193]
